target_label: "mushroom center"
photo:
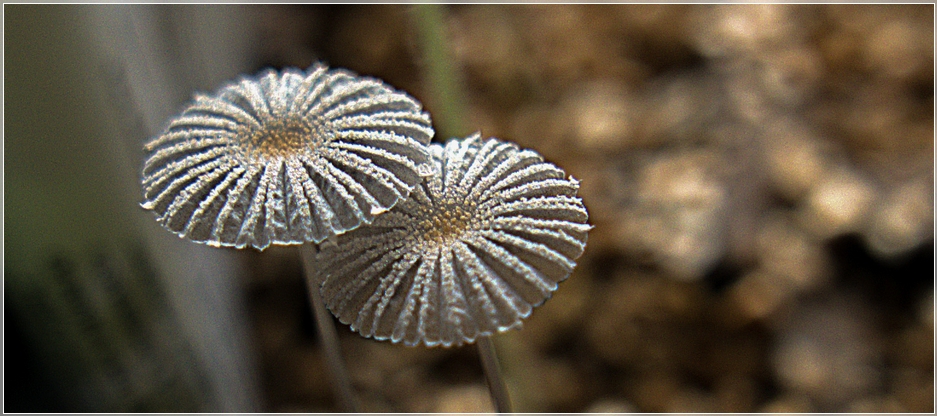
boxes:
[419,203,475,245]
[240,116,332,160]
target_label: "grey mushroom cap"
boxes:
[317,134,592,347]
[141,63,435,250]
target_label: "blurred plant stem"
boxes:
[6,5,263,412]
[412,4,516,413]
[412,3,469,140]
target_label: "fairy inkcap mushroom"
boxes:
[140,63,435,250]
[317,133,592,347]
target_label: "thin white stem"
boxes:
[477,335,513,413]
[299,244,359,412]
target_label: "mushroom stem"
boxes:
[299,244,359,412]
[477,335,513,413]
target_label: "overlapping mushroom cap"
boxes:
[141,63,434,250]
[317,134,591,347]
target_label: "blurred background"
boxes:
[4,4,933,413]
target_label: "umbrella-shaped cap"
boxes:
[141,63,435,250]
[318,134,591,347]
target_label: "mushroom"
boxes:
[316,133,591,411]
[140,63,434,411]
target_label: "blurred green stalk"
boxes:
[412,4,469,140]
[412,4,515,413]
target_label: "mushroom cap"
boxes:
[317,134,591,347]
[141,63,435,250]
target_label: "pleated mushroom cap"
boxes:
[141,63,434,250]
[318,134,591,347]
